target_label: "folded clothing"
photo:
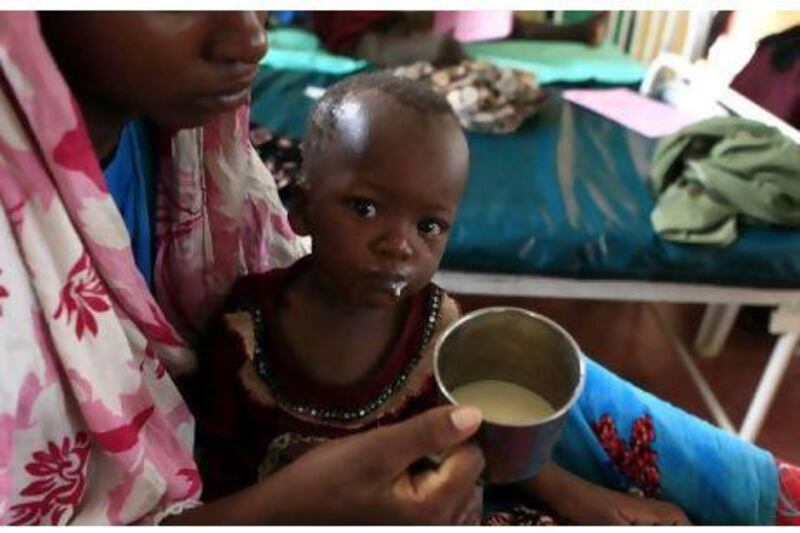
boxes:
[392,60,545,134]
[650,116,800,246]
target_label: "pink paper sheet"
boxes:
[562,88,700,138]
[433,11,513,43]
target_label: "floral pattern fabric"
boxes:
[777,460,800,525]
[9,432,91,525]
[0,12,306,524]
[591,414,660,497]
[249,126,303,193]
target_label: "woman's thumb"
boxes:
[372,405,482,475]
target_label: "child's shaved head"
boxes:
[302,71,459,166]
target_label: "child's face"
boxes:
[294,91,468,308]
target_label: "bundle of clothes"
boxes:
[393,60,545,134]
[650,116,800,246]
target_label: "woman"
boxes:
[0,11,797,525]
[0,12,483,524]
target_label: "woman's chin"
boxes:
[147,104,243,131]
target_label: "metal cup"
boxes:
[433,306,585,484]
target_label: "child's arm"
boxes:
[521,462,691,525]
[188,310,257,500]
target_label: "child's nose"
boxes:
[374,232,414,261]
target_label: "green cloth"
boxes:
[560,11,597,24]
[463,40,646,85]
[651,117,800,246]
[262,28,645,84]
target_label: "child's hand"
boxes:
[613,495,691,525]
[525,462,691,525]
[559,489,691,525]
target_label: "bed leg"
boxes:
[694,303,741,358]
[648,303,736,433]
[739,330,800,442]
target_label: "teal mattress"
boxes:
[250,67,800,288]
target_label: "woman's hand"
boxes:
[169,405,484,524]
[279,404,484,524]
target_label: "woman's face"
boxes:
[39,12,268,128]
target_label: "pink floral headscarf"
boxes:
[0,12,306,524]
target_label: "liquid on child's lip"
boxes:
[390,280,408,298]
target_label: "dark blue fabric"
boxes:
[102,120,155,287]
[249,66,800,287]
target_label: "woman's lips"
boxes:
[194,66,258,113]
[193,86,251,113]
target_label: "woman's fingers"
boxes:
[409,442,485,523]
[369,405,482,477]
[456,485,483,525]
[259,407,485,524]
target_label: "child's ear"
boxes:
[287,180,311,237]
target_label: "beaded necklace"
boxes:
[239,286,443,422]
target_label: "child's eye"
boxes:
[418,218,447,236]
[351,199,377,218]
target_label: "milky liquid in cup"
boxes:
[450,379,555,425]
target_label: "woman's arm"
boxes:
[165,405,485,525]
